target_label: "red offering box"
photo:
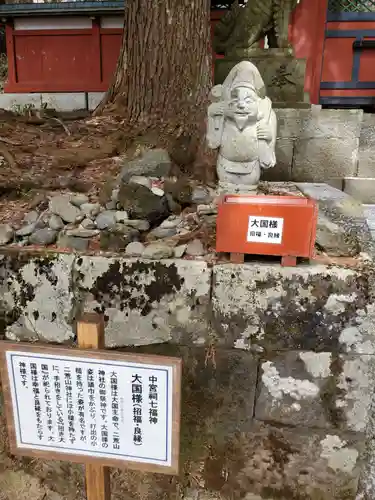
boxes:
[216,195,318,264]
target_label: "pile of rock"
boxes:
[0,148,218,258]
[0,146,371,262]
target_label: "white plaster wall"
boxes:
[0,92,86,111]
[100,16,124,29]
[88,92,105,111]
[14,17,92,31]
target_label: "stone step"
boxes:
[363,204,375,240]
[344,177,375,204]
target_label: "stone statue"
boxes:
[207,61,277,190]
[214,0,299,54]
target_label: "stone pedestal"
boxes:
[217,182,258,196]
[215,49,309,106]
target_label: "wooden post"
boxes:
[77,313,111,500]
[5,21,17,92]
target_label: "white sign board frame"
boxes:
[0,342,181,475]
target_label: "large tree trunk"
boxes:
[96,0,212,172]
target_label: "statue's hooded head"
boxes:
[218,61,266,128]
[222,61,266,101]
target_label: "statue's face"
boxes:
[226,86,259,120]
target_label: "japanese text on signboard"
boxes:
[7,352,173,467]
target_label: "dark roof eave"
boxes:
[0,0,228,19]
[0,1,125,18]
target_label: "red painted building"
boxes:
[1,2,127,94]
[319,0,375,107]
[1,0,375,107]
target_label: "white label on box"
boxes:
[247,216,284,244]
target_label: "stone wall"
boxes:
[268,108,375,201]
[1,249,375,499]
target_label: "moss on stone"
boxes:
[319,355,346,429]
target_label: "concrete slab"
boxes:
[363,204,375,237]
[73,256,212,347]
[344,177,375,204]
[88,92,105,111]
[293,138,359,181]
[274,108,305,138]
[358,113,375,177]
[212,263,375,353]
[1,252,76,343]
[326,178,344,190]
[255,352,373,433]
[297,182,375,257]
[0,93,42,111]
[300,108,363,140]
[263,138,294,181]
[0,92,87,111]
[41,92,86,111]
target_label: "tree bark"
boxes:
[96,0,212,159]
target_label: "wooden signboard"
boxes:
[0,314,182,500]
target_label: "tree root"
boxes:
[0,137,21,146]
[0,144,18,171]
[48,117,71,136]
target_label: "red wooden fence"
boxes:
[5,1,326,104]
[6,15,224,93]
